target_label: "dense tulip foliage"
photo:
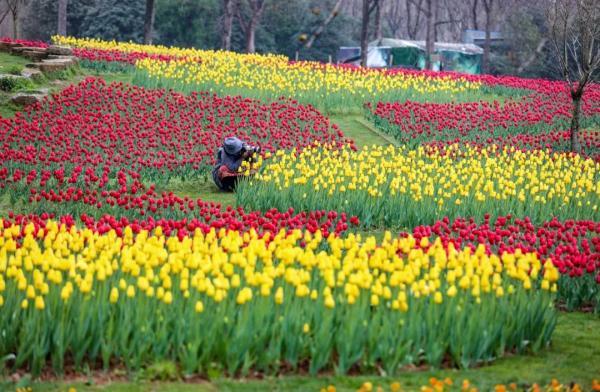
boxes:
[1,209,355,239]
[238,144,599,227]
[0,221,558,376]
[2,78,350,174]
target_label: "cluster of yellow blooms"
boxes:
[53,36,480,100]
[0,220,559,312]
[322,377,593,392]
[241,144,599,224]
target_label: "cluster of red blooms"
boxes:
[409,214,600,283]
[2,78,351,172]
[2,208,355,239]
[0,78,351,220]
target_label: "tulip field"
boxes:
[0,37,599,390]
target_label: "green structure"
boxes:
[368,38,483,74]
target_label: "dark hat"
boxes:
[223,137,243,155]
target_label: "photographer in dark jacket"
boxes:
[212,137,260,191]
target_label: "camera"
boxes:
[242,144,261,154]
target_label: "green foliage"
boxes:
[23,0,98,42]
[255,0,355,61]
[0,76,35,92]
[154,0,220,49]
[143,361,180,381]
[79,0,145,42]
[6,64,24,75]
[492,6,558,79]
[23,0,358,62]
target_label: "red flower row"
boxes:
[1,78,352,173]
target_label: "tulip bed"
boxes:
[237,145,599,227]
[0,220,558,377]
[0,77,354,221]
[0,35,598,384]
[367,84,600,159]
[408,215,600,312]
[51,36,491,114]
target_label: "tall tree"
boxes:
[548,0,600,153]
[221,0,235,50]
[79,0,145,43]
[57,0,68,36]
[408,0,434,70]
[5,0,26,39]
[374,0,383,41]
[470,0,479,30]
[481,0,494,73]
[385,0,402,38]
[405,0,423,40]
[143,0,156,44]
[237,0,268,53]
[360,0,378,66]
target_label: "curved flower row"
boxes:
[2,78,351,173]
[368,94,600,159]
[0,220,558,376]
[1,206,356,238]
[237,144,600,227]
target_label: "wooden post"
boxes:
[389,54,393,67]
[328,55,332,63]
[295,51,299,61]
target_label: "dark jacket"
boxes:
[212,148,244,190]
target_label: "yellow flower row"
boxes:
[53,36,480,98]
[238,144,599,226]
[0,220,558,312]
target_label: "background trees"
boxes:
[11,0,594,79]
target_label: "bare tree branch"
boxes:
[304,0,345,49]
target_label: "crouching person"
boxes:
[212,137,260,191]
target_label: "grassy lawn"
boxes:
[5,312,598,392]
[0,51,30,74]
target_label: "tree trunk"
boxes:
[570,92,582,153]
[471,0,478,30]
[57,0,68,36]
[221,0,234,50]
[482,0,492,74]
[144,0,156,44]
[360,0,369,67]
[425,0,433,70]
[12,7,19,39]
[246,18,258,53]
[375,0,383,41]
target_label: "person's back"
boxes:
[212,137,246,191]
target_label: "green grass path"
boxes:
[330,115,397,148]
